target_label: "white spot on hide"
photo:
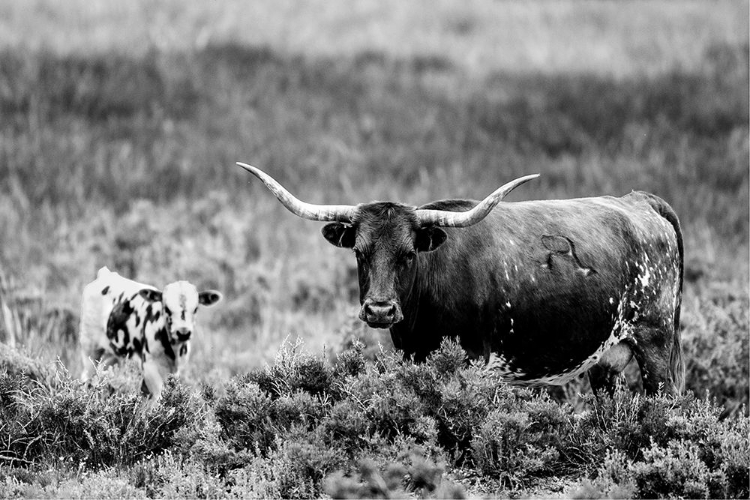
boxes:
[639,267,651,287]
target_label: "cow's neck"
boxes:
[398,263,422,335]
[389,250,443,359]
[390,227,512,359]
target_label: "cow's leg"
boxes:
[629,325,675,394]
[141,358,164,400]
[588,341,634,396]
[80,347,103,381]
[96,352,121,378]
[81,347,119,381]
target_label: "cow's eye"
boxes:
[164,306,171,315]
[403,252,416,264]
[194,308,198,314]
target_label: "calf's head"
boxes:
[237,162,536,329]
[139,282,222,341]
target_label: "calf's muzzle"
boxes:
[174,326,192,341]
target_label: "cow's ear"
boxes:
[322,222,356,248]
[139,288,162,302]
[415,226,447,252]
[199,290,223,307]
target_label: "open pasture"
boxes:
[0,1,747,497]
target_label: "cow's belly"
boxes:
[486,328,622,385]
[482,299,618,380]
[482,285,651,384]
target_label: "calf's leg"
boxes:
[80,347,120,381]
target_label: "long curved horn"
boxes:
[236,162,357,222]
[416,174,539,227]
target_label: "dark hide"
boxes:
[324,191,684,394]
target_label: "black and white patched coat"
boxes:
[79,267,221,399]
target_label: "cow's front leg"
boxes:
[80,347,104,382]
[140,358,165,400]
[81,347,120,382]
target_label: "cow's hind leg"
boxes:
[80,347,103,381]
[630,325,677,395]
[588,341,634,396]
[81,347,120,381]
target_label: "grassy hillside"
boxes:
[0,1,747,497]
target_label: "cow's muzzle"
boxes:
[174,327,192,341]
[360,300,403,329]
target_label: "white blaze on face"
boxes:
[162,281,200,336]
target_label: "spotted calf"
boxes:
[79,267,222,399]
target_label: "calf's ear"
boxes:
[415,226,447,252]
[139,288,162,302]
[322,222,356,248]
[199,290,223,307]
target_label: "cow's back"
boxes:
[79,267,153,355]
[406,193,682,382]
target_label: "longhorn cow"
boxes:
[79,267,222,399]
[237,162,683,394]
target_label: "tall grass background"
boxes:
[0,1,747,496]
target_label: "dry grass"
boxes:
[0,0,747,77]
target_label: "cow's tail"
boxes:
[641,192,685,394]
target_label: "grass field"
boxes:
[0,1,748,497]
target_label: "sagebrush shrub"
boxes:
[244,339,335,398]
[572,390,750,499]
[632,439,725,499]
[231,432,348,500]
[719,417,750,498]
[572,382,684,463]
[215,374,330,455]
[2,324,748,498]
[324,450,466,499]
[321,400,371,452]
[682,290,749,416]
[214,379,276,452]
[571,450,637,499]
[333,339,367,378]
[471,396,570,486]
